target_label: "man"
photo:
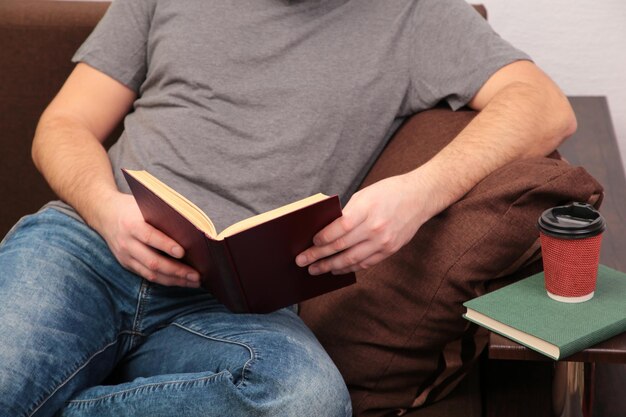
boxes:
[0,0,575,416]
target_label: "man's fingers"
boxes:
[331,252,390,275]
[296,227,367,267]
[308,240,379,275]
[131,223,185,259]
[126,239,200,286]
[296,205,368,267]
[127,256,200,287]
[312,204,367,246]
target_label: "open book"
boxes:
[122,169,356,313]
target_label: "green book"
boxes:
[463,265,626,360]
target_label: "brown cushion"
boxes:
[299,107,603,417]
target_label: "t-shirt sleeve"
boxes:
[408,0,532,111]
[72,0,156,93]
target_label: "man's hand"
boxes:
[95,192,201,287]
[296,174,432,275]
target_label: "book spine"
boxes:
[560,317,626,359]
[220,238,250,312]
[204,238,250,313]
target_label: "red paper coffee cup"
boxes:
[537,202,606,303]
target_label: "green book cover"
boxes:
[463,265,626,360]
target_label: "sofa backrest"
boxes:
[0,1,113,237]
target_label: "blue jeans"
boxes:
[0,209,351,417]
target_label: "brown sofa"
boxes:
[0,2,604,416]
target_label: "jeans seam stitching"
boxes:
[130,280,150,348]
[65,370,232,405]
[170,322,255,388]
[27,332,133,417]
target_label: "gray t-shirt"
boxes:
[49,0,529,232]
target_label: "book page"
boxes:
[218,193,330,239]
[464,308,560,359]
[126,170,331,241]
[125,170,217,238]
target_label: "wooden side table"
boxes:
[484,96,626,417]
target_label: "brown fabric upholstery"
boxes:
[0,1,112,238]
[299,108,603,416]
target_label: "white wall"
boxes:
[478,0,626,171]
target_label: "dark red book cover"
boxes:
[123,170,356,313]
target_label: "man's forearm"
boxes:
[29,64,199,287]
[404,80,577,220]
[296,61,576,275]
[32,108,202,288]
[32,113,120,232]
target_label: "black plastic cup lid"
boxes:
[537,202,606,239]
